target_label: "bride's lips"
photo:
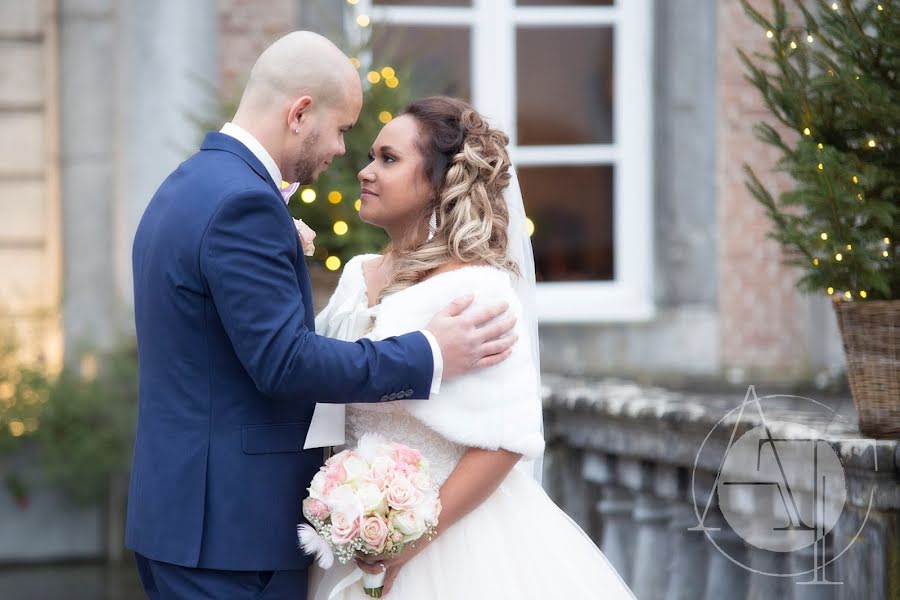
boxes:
[360,189,379,199]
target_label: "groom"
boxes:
[126,32,516,599]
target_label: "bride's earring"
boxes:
[427,208,437,241]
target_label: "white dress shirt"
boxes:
[218,123,444,436]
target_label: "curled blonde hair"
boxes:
[379,97,519,303]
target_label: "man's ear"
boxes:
[288,96,314,132]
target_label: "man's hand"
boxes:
[425,295,518,379]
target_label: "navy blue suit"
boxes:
[126,133,433,598]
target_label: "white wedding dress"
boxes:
[308,255,634,600]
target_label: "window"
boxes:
[352,0,654,321]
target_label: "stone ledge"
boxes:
[542,375,900,510]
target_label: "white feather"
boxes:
[297,524,335,570]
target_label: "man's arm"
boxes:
[200,191,433,403]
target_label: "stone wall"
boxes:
[542,376,900,600]
[0,0,62,365]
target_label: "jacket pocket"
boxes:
[241,422,310,454]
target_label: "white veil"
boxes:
[504,166,545,485]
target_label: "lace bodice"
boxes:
[345,404,467,485]
[316,254,468,484]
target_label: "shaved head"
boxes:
[238,31,359,115]
[231,31,363,185]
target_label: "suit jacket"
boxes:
[125,132,433,571]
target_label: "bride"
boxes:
[308,96,634,599]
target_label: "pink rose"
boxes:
[369,455,397,489]
[325,449,351,467]
[330,510,362,545]
[360,514,389,553]
[302,497,330,520]
[393,445,422,467]
[325,461,347,482]
[385,476,422,511]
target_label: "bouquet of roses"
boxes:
[298,434,441,597]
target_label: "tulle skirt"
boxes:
[308,466,635,599]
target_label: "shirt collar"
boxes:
[220,122,284,188]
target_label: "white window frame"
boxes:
[351,0,654,323]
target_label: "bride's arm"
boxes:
[433,447,522,536]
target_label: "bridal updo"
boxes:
[379,96,519,302]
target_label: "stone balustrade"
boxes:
[541,376,900,600]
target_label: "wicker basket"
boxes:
[833,299,900,439]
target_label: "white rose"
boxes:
[342,456,370,487]
[326,484,363,520]
[412,490,441,526]
[390,510,426,541]
[356,483,388,516]
[308,471,327,501]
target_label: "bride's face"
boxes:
[357,115,433,235]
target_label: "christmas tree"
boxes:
[739,0,898,301]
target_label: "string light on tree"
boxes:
[333,221,349,236]
[350,57,361,69]
[806,34,814,43]
[867,139,877,148]
[367,71,381,84]
[301,189,316,204]
[790,40,798,49]
[385,76,400,89]
[813,258,820,266]
[380,67,395,79]
[379,111,392,124]
[766,30,774,38]
[354,199,362,212]
[328,191,343,204]
[346,0,359,4]
[356,14,371,27]
[803,127,811,135]
[325,256,342,271]
[827,287,835,295]
[525,218,535,237]
[844,291,852,299]
[835,253,843,261]
[860,291,868,299]
[820,232,828,240]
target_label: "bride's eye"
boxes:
[383,154,395,164]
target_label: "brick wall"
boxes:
[716,0,814,378]
[217,0,299,101]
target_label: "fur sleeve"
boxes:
[368,266,545,458]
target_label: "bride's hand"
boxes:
[356,539,431,596]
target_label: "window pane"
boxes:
[372,26,471,100]
[517,27,614,145]
[519,166,614,282]
[517,0,613,5]
[373,0,471,6]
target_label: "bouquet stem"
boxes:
[362,570,386,598]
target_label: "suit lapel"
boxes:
[200,132,281,195]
